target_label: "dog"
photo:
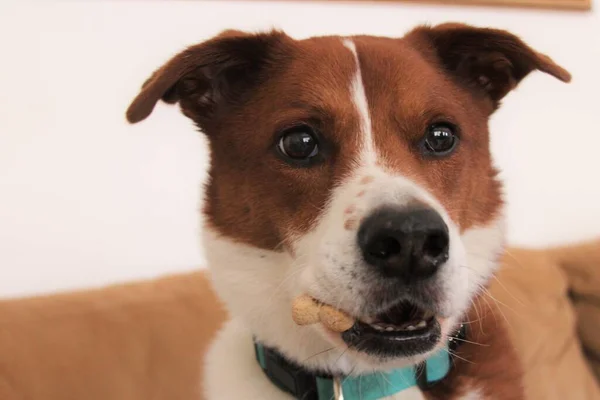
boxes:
[126,23,570,399]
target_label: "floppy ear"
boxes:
[409,23,571,106]
[125,30,292,128]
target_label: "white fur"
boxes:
[459,388,484,400]
[204,319,292,399]
[343,39,375,163]
[203,39,505,399]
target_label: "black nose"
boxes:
[357,207,449,281]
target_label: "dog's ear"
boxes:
[126,30,292,128]
[408,23,571,106]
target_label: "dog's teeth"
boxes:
[370,323,385,331]
[370,321,429,332]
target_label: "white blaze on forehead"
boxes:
[342,39,375,164]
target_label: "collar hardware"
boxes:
[333,377,344,400]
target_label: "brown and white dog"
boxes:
[126,23,570,400]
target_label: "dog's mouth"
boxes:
[341,300,441,358]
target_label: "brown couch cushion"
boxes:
[553,240,600,382]
[0,272,226,400]
[489,245,600,400]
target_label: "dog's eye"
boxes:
[423,123,458,155]
[277,126,319,160]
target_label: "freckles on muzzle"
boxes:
[342,178,372,231]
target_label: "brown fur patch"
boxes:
[424,295,525,399]
[199,35,363,249]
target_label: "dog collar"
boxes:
[254,324,466,400]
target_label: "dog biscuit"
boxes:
[291,294,321,325]
[319,304,355,332]
[291,295,354,332]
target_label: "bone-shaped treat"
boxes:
[291,294,355,332]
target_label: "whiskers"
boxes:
[481,287,518,331]
[301,345,341,364]
[443,346,475,365]
[265,264,305,307]
[449,335,488,347]
[460,260,523,331]
[333,345,351,371]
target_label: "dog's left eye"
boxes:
[423,123,458,156]
[277,126,319,160]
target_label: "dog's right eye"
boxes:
[277,126,319,161]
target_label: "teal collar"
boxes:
[254,324,464,400]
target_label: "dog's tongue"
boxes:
[378,301,422,324]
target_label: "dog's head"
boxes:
[127,24,569,374]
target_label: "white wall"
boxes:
[1,0,598,298]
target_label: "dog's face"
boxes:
[127,24,569,374]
